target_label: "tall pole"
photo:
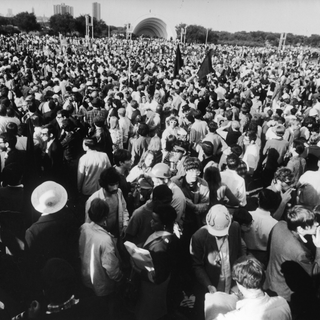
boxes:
[205,28,209,45]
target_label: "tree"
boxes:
[14,12,40,32]
[74,15,86,36]
[49,13,75,35]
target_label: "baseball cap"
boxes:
[206,205,232,237]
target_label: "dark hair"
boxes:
[6,122,18,135]
[201,141,213,156]
[165,135,177,152]
[230,144,243,157]
[292,139,305,155]
[204,166,221,206]
[99,167,120,188]
[287,205,315,231]
[113,149,131,166]
[57,109,69,118]
[152,184,173,204]
[233,208,253,226]
[226,153,240,170]
[41,124,55,137]
[153,204,177,230]
[88,198,109,223]
[232,256,265,289]
[83,137,97,150]
[61,119,75,132]
[6,107,16,118]
[137,123,149,137]
[193,109,202,120]
[0,132,17,149]
[258,189,281,212]
[208,121,218,133]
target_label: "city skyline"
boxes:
[53,3,74,17]
[0,0,319,37]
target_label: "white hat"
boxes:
[53,85,61,94]
[31,181,68,214]
[206,205,231,237]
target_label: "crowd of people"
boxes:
[0,33,320,320]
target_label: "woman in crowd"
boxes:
[109,116,123,151]
[127,150,156,183]
[204,166,240,208]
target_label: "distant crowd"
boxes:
[0,34,320,320]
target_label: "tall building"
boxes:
[92,2,101,21]
[53,3,74,17]
[6,9,13,17]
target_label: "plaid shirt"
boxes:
[85,109,108,127]
[236,160,248,180]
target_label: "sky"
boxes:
[0,0,319,37]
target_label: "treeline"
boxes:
[1,12,320,48]
[176,23,320,47]
[0,12,120,37]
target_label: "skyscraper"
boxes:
[53,3,74,17]
[6,9,13,17]
[92,2,101,21]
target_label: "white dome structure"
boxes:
[132,15,176,40]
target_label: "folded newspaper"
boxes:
[124,241,154,271]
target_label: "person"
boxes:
[203,166,240,208]
[133,204,179,320]
[265,205,320,302]
[85,167,129,239]
[220,154,247,207]
[171,157,210,230]
[189,110,208,154]
[109,116,123,151]
[127,150,156,183]
[130,123,150,166]
[79,199,123,298]
[0,132,26,177]
[286,139,306,185]
[296,163,320,208]
[148,163,186,228]
[77,137,111,198]
[161,115,180,150]
[125,184,173,247]
[207,256,291,320]
[267,167,295,220]
[190,204,242,319]
[0,163,24,213]
[242,189,280,266]
[117,107,132,149]
[39,124,64,183]
[25,181,79,275]
[197,121,227,162]
[263,124,289,166]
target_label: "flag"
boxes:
[197,49,214,80]
[173,45,183,78]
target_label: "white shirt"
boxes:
[215,293,291,320]
[77,150,111,196]
[79,222,122,296]
[221,169,247,206]
[243,208,277,251]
